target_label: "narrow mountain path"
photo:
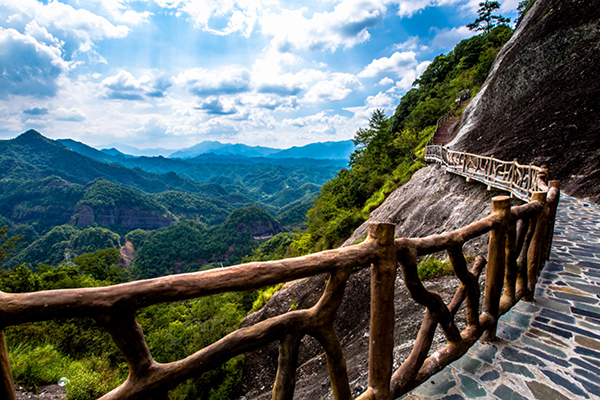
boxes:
[406,194,600,399]
[433,116,460,145]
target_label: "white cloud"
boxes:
[261,0,386,52]
[100,70,173,100]
[388,0,464,18]
[430,25,476,49]
[176,67,251,96]
[151,0,268,37]
[387,60,431,92]
[85,0,152,26]
[0,27,70,98]
[358,51,418,78]
[195,96,238,115]
[54,107,87,122]
[344,91,396,122]
[377,77,394,86]
[304,73,363,103]
[2,0,130,52]
[393,35,428,52]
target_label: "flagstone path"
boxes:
[405,194,600,400]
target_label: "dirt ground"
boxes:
[14,384,65,400]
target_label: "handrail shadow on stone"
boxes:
[0,168,559,400]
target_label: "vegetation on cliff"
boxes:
[286,24,513,255]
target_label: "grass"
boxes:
[8,343,123,400]
[251,283,284,312]
[417,257,453,280]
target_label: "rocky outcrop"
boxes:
[450,0,600,203]
[236,220,284,240]
[72,205,173,230]
[343,164,519,254]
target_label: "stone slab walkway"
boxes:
[404,194,600,400]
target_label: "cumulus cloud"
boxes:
[3,0,130,53]
[0,27,70,98]
[23,107,49,115]
[377,77,394,86]
[100,70,173,100]
[387,60,431,92]
[195,96,238,115]
[430,26,476,49]
[388,0,464,18]
[54,107,87,122]
[358,51,418,78]
[176,67,251,97]
[150,0,262,37]
[261,0,386,52]
[304,73,363,103]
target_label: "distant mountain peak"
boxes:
[18,129,47,141]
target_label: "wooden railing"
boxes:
[0,178,559,400]
[425,145,547,202]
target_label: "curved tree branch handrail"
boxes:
[0,164,560,400]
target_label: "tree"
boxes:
[467,1,510,34]
[0,226,24,267]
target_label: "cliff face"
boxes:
[72,205,173,230]
[450,0,600,202]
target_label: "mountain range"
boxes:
[100,139,355,160]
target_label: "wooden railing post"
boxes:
[544,181,561,260]
[360,222,396,400]
[526,191,548,301]
[0,330,16,400]
[482,196,511,341]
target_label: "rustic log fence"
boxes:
[425,145,547,201]
[0,164,559,400]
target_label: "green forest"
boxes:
[0,23,513,400]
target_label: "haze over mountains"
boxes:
[99,139,355,160]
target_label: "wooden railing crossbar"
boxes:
[0,160,559,400]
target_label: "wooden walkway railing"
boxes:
[0,167,559,400]
[425,145,547,201]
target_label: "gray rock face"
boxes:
[450,0,600,203]
[343,165,520,254]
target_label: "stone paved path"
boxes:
[405,194,600,399]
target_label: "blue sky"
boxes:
[0,0,520,150]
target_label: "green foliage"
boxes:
[132,206,279,278]
[6,225,121,270]
[0,225,24,267]
[289,27,513,256]
[467,1,511,34]
[417,257,453,280]
[78,178,170,215]
[65,357,123,400]
[73,248,128,283]
[251,283,284,312]
[8,343,123,399]
[245,233,295,262]
[9,344,65,388]
[124,228,148,249]
[153,191,227,226]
